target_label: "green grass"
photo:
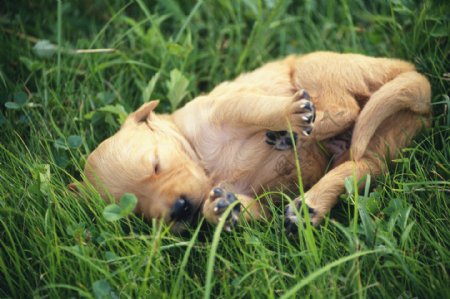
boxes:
[1,0,449,298]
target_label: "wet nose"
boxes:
[170,197,192,221]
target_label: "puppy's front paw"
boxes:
[284,197,321,236]
[203,187,241,231]
[290,89,315,136]
[265,130,298,150]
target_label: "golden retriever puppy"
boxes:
[82,51,431,233]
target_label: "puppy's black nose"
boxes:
[170,197,192,221]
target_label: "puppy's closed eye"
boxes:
[154,163,161,175]
[149,154,161,175]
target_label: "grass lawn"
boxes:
[0,0,449,298]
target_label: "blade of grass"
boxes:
[281,249,385,299]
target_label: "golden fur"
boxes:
[82,51,431,232]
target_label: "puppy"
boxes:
[82,51,431,233]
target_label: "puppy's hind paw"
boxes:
[284,199,317,236]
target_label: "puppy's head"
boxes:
[84,101,211,231]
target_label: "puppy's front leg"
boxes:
[212,90,315,136]
[202,187,266,231]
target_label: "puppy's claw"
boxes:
[299,100,314,112]
[299,102,310,110]
[298,89,311,101]
[302,113,314,123]
[211,188,224,200]
[302,127,313,136]
[214,199,232,214]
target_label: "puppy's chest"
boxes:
[196,127,285,187]
[196,127,267,176]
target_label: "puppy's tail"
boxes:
[350,71,431,160]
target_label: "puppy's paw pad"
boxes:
[265,130,297,150]
[284,200,317,236]
[209,188,241,231]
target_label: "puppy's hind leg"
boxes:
[351,71,431,160]
[285,157,382,231]
[284,110,429,232]
[312,92,361,140]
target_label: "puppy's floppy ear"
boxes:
[122,100,160,128]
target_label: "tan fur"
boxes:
[82,51,431,231]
